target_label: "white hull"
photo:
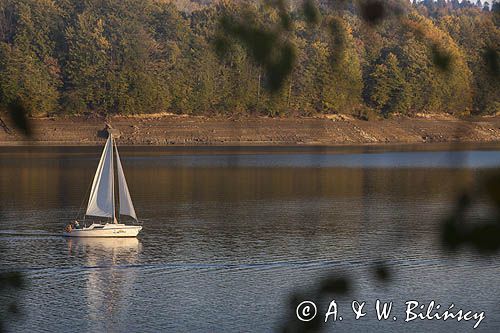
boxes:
[63,223,142,238]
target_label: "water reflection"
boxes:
[66,238,141,332]
[66,237,141,254]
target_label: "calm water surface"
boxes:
[1,144,500,332]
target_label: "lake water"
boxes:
[1,144,500,332]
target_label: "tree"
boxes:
[0,0,61,116]
[63,10,112,114]
[391,13,473,114]
[439,8,499,114]
[306,16,363,115]
[0,0,495,117]
[369,53,408,116]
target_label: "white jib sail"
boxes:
[115,143,137,220]
[86,135,114,218]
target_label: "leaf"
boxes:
[0,272,25,290]
[303,0,321,26]
[431,44,452,72]
[373,261,391,282]
[213,35,232,59]
[320,276,350,294]
[265,42,296,92]
[468,223,500,254]
[7,99,31,137]
[360,0,386,26]
[484,174,500,208]
[483,47,499,77]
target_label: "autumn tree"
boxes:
[369,52,408,116]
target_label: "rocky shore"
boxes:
[1,113,500,146]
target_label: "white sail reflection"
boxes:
[67,238,141,331]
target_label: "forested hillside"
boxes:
[0,0,498,117]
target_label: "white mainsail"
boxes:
[86,135,115,218]
[64,133,142,237]
[115,144,137,220]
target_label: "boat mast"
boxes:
[110,134,117,224]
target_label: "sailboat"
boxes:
[63,134,142,237]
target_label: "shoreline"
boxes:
[2,114,500,146]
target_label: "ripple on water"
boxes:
[2,147,500,332]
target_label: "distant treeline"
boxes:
[0,0,498,117]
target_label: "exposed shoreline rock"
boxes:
[1,114,500,146]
